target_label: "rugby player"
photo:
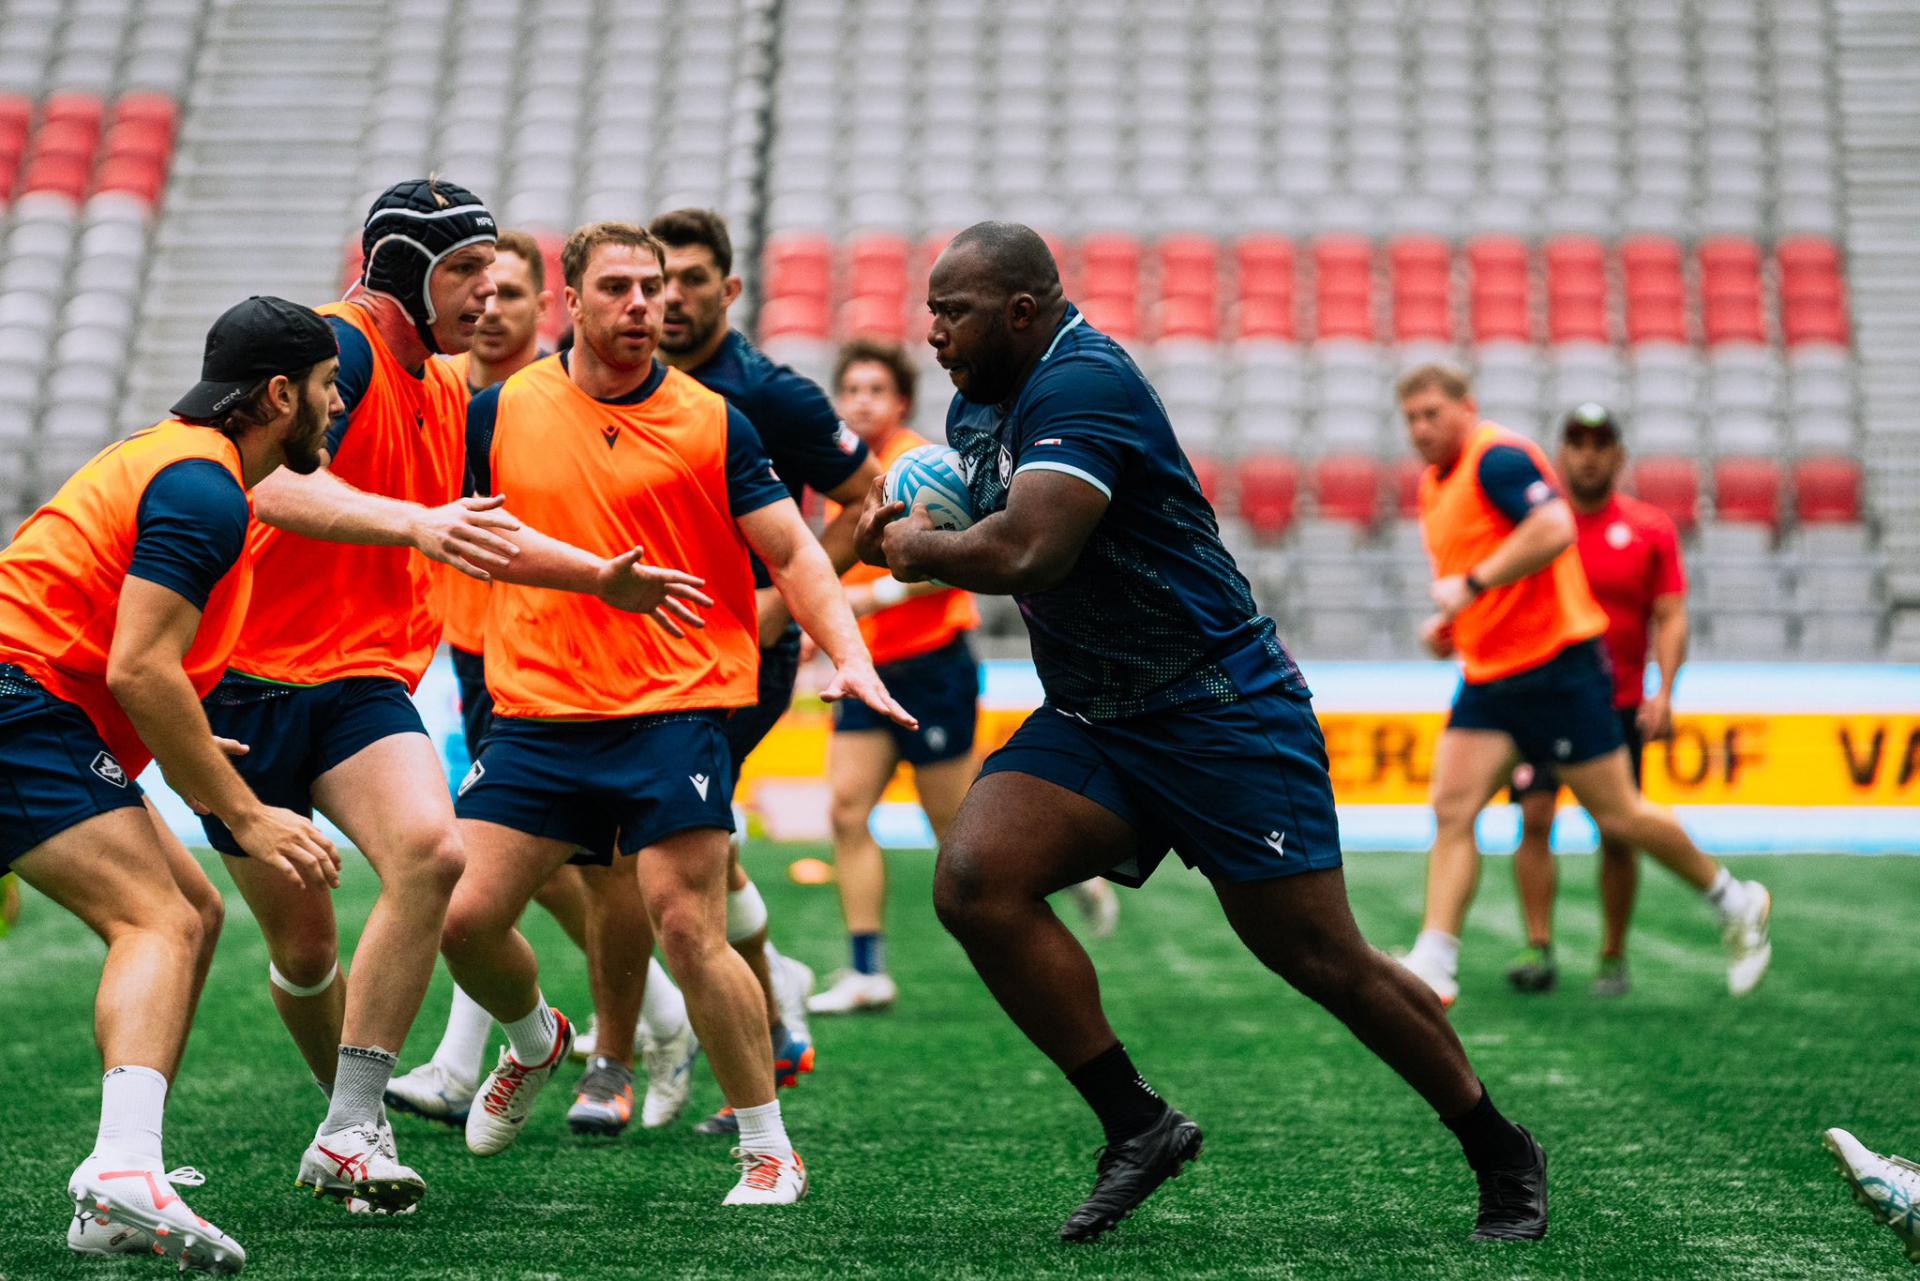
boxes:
[650,208,886,1129]
[1396,365,1772,1007]
[857,223,1548,1244]
[807,339,982,1014]
[386,230,700,1135]
[441,222,911,1205]
[1,296,343,1271]
[1503,404,1690,997]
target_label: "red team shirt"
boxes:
[1572,493,1687,708]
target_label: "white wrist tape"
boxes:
[871,577,910,609]
[269,960,340,998]
[726,882,768,943]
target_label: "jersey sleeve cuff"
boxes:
[1013,460,1114,499]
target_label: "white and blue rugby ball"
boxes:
[884,444,976,532]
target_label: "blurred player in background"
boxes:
[441,222,910,1205]
[2,297,343,1270]
[1398,365,1769,1008]
[387,230,699,1138]
[648,208,887,1131]
[860,224,1549,1245]
[1503,404,1690,998]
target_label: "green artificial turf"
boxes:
[2,845,1915,1279]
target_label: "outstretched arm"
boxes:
[253,467,524,581]
[860,467,1110,595]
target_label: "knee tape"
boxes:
[726,882,768,944]
[269,960,340,998]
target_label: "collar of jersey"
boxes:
[1040,307,1084,363]
[557,351,669,405]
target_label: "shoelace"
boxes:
[1474,1166,1539,1217]
[733,1149,785,1191]
[164,1167,207,1189]
[483,1057,534,1117]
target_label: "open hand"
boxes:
[597,546,715,637]
[230,805,340,891]
[820,659,918,730]
[414,494,523,579]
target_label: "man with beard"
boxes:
[1396,365,1770,1009]
[388,229,701,1137]
[645,208,885,1135]
[1500,404,1691,998]
[442,221,910,1205]
[0,297,343,1271]
[856,222,1549,1245]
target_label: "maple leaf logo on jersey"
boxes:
[602,424,620,450]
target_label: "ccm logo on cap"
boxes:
[209,386,246,413]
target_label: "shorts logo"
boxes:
[458,761,484,797]
[1265,830,1286,855]
[1554,739,1573,760]
[924,725,948,753]
[90,751,128,788]
[689,772,711,800]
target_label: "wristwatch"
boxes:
[1464,571,1489,598]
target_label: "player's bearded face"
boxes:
[573,246,664,372]
[659,245,728,356]
[1559,436,1621,504]
[280,363,337,475]
[932,297,1016,405]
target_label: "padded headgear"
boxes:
[359,178,496,353]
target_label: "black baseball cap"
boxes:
[171,296,339,420]
[1561,401,1621,443]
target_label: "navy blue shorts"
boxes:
[450,644,493,759]
[1450,639,1625,770]
[454,711,735,862]
[723,628,802,783]
[978,689,1344,888]
[199,673,426,857]
[1510,704,1645,800]
[834,636,979,766]
[0,666,145,872]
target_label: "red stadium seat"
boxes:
[1316,293,1373,341]
[41,92,103,141]
[1313,236,1374,340]
[1714,457,1783,529]
[1389,235,1452,342]
[1238,455,1298,541]
[1156,234,1220,308]
[1545,235,1608,343]
[1793,457,1863,524]
[1544,235,1606,283]
[20,150,90,200]
[1235,234,1295,305]
[1078,292,1139,341]
[1702,284,1767,345]
[762,233,832,304]
[1080,233,1143,301]
[1697,235,1762,286]
[92,154,164,202]
[1153,294,1218,341]
[848,233,910,306]
[1392,456,1425,519]
[839,294,905,342]
[1777,236,1850,347]
[1621,236,1689,345]
[1467,235,1530,343]
[1313,455,1382,526]
[112,92,177,132]
[756,293,830,341]
[1630,457,1700,532]
[1234,295,1295,342]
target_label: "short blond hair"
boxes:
[561,221,665,291]
[493,229,546,291]
[1395,363,1473,402]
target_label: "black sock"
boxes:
[1066,1043,1169,1145]
[1443,1084,1533,1170]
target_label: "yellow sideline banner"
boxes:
[740,706,1920,809]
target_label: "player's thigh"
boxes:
[449,820,577,938]
[1556,748,1642,828]
[1212,865,1371,975]
[313,724,459,883]
[634,827,732,942]
[13,807,202,941]
[939,769,1143,903]
[912,753,979,834]
[1429,729,1519,823]
[827,729,899,819]
[143,799,223,926]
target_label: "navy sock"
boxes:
[850,931,885,976]
[1066,1043,1169,1145]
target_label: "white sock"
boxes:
[431,984,493,1085]
[733,1099,792,1157]
[97,1065,166,1162]
[1704,867,1748,917]
[640,965,689,1040]
[1410,929,1462,976]
[321,1045,397,1134]
[503,996,559,1066]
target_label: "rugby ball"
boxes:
[883,444,976,532]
